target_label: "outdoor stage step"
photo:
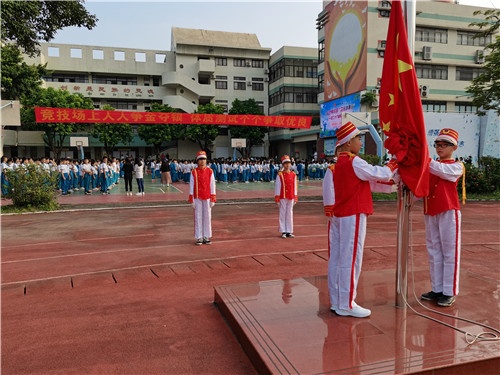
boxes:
[214,270,499,374]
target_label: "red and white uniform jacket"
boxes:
[188,167,216,203]
[274,170,298,202]
[323,152,396,217]
[424,159,463,216]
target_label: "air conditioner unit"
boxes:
[420,85,430,98]
[377,41,387,51]
[379,1,391,9]
[423,46,432,60]
[247,81,253,86]
[264,69,269,74]
[475,49,485,64]
[371,88,380,95]
[264,77,269,82]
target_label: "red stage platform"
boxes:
[215,268,500,374]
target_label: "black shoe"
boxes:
[281,233,287,238]
[195,239,203,246]
[421,291,443,301]
[286,233,295,238]
[437,295,456,307]
[203,238,211,245]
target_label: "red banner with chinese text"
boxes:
[34,107,312,129]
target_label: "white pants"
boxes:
[424,210,461,296]
[328,213,367,310]
[278,199,294,233]
[194,199,212,239]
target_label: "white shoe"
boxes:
[335,303,371,318]
[136,192,142,196]
[142,192,145,196]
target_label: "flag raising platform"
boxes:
[214,269,499,374]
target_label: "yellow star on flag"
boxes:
[382,121,391,132]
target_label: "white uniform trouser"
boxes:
[194,199,212,239]
[328,213,367,310]
[424,209,461,296]
[278,199,294,233]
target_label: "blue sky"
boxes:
[51,0,500,54]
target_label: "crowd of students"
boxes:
[149,157,331,185]
[0,155,331,198]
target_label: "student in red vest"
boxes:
[421,128,464,307]
[274,155,298,238]
[188,151,216,245]
[323,122,397,318]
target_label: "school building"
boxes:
[3,0,498,161]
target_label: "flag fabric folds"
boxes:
[379,0,429,198]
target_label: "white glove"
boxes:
[293,200,297,206]
[191,203,195,209]
[210,202,215,208]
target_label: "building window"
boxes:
[155,53,166,63]
[456,67,483,81]
[70,48,82,58]
[215,81,227,89]
[457,31,492,46]
[216,58,227,66]
[106,101,137,110]
[114,51,125,61]
[48,47,59,57]
[270,86,319,107]
[233,58,246,67]
[318,73,324,92]
[92,75,137,85]
[415,64,448,80]
[93,49,104,60]
[455,102,477,113]
[416,27,448,43]
[252,60,264,68]
[44,73,89,83]
[233,76,246,81]
[234,82,246,90]
[135,52,146,62]
[256,101,264,114]
[318,40,325,63]
[252,82,264,91]
[422,101,446,112]
[152,76,160,86]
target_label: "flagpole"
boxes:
[395,0,417,309]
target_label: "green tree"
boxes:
[228,99,267,159]
[21,87,94,160]
[1,0,97,57]
[91,105,133,157]
[184,103,224,159]
[0,44,47,100]
[466,9,500,115]
[137,103,184,157]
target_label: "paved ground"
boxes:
[1,180,499,374]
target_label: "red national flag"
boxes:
[379,0,429,198]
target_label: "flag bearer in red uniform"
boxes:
[275,155,298,238]
[188,151,216,245]
[421,128,464,307]
[323,122,397,318]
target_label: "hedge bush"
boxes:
[3,164,59,210]
[464,157,499,195]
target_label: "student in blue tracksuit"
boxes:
[99,156,110,194]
